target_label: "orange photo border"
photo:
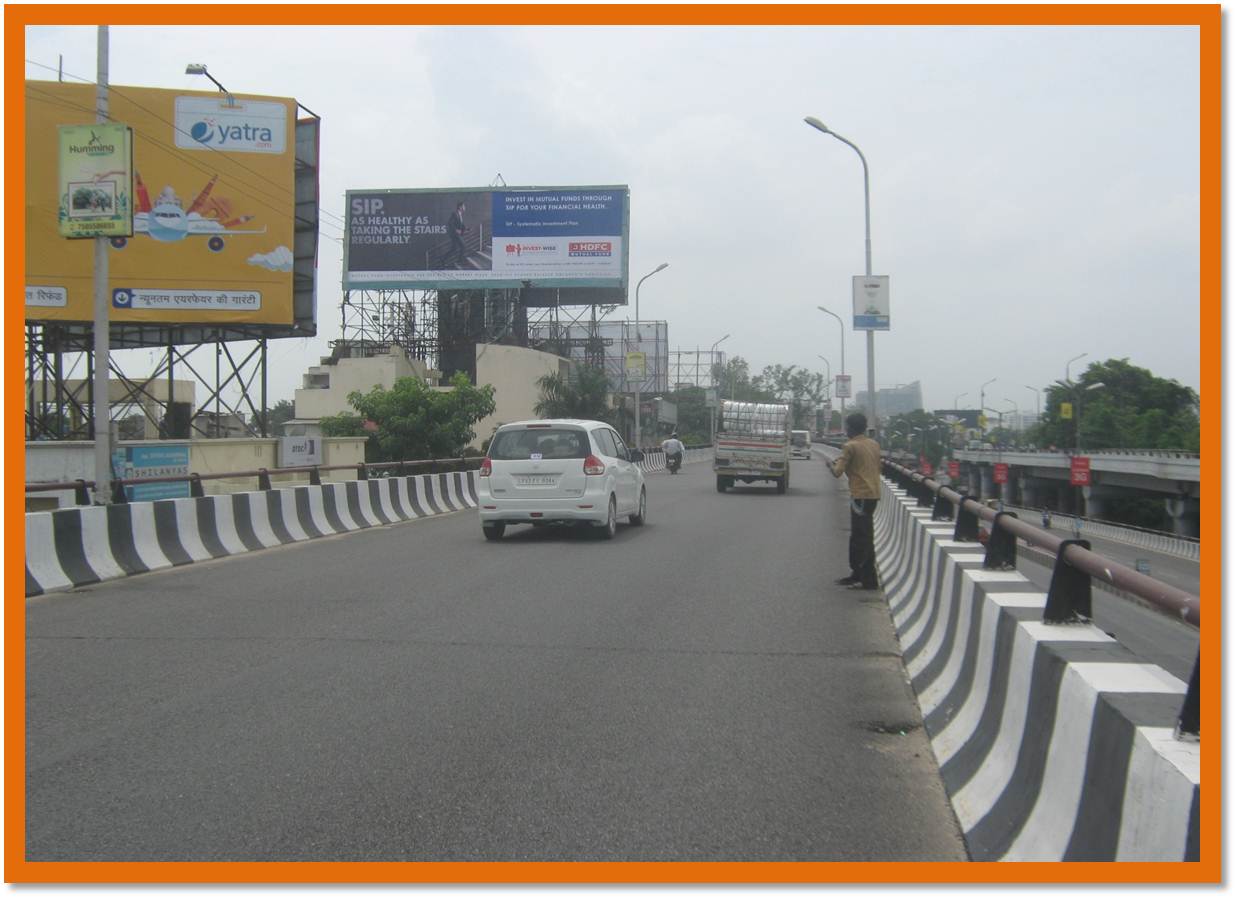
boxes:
[6,3,1221,886]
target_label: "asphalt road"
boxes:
[25,455,968,862]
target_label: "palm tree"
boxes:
[534,365,613,421]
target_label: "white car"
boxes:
[477,419,647,541]
[790,429,812,459]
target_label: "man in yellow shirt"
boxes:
[830,412,882,590]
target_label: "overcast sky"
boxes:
[25,23,1202,415]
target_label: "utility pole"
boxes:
[91,25,112,504]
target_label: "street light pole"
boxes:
[1065,352,1087,385]
[709,333,730,447]
[632,262,668,450]
[953,391,968,410]
[806,116,877,438]
[979,378,996,434]
[816,305,846,416]
[1025,385,1041,424]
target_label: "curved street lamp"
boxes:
[632,263,669,450]
[709,334,730,446]
[806,116,877,437]
[1065,352,1088,385]
[816,305,846,416]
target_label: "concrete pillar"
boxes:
[1082,487,1105,521]
[1165,496,1200,538]
[980,465,994,501]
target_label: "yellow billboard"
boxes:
[25,81,296,326]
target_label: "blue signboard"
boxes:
[110,443,191,501]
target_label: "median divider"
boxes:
[873,479,1200,861]
[25,470,480,598]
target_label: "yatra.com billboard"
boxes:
[344,185,629,290]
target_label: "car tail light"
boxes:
[480,457,492,477]
[583,454,606,475]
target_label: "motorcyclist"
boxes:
[661,432,685,473]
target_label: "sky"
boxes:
[22,22,1203,418]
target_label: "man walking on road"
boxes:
[830,412,881,590]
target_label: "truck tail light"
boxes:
[583,454,606,475]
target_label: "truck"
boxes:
[713,400,792,494]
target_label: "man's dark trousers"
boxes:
[849,498,879,587]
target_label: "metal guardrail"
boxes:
[956,447,1199,459]
[25,456,482,505]
[882,458,1199,737]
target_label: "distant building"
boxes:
[855,381,924,418]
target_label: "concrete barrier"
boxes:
[874,480,1200,861]
[25,470,479,598]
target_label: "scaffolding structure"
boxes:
[668,348,727,391]
[25,323,272,441]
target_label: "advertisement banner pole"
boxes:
[91,25,112,504]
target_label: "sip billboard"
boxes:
[25,81,298,326]
[344,186,630,291]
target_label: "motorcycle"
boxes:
[666,452,683,475]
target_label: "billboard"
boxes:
[344,186,630,290]
[25,82,298,326]
[58,123,133,238]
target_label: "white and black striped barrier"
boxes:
[873,478,1200,861]
[637,447,711,473]
[26,470,479,598]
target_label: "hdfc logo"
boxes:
[569,241,612,257]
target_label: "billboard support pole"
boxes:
[91,25,112,504]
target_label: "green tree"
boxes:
[664,385,711,444]
[533,364,613,421]
[715,356,777,404]
[1027,358,1199,452]
[883,410,953,466]
[752,364,826,429]
[338,372,496,462]
[266,398,297,434]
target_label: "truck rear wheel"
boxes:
[716,475,728,493]
[776,475,787,494]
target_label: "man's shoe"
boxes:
[835,575,859,586]
[850,581,880,590]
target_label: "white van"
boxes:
[790,430,812,459]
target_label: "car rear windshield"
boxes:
[490,427,590,460]
[792,432,809,446]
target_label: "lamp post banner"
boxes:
[852,275,890,330]
[835,374,852,398]
[1070,456,1092,486]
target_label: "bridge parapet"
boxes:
[874,461,1200,861]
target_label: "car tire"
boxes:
[598,496,617,539]
[482,523,505,541]
[629,488,646,525]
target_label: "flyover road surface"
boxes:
[25,456,968,862]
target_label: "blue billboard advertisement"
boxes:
[343,185,629,291]
[110,443,191,501]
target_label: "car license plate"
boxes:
[516,475,556,486]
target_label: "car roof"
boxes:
[496,419,609,430]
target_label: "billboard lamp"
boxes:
[185,63,235,106]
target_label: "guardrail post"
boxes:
[357,463,368,481]
[1043,538,1093,623]
[984,511,1018,570]
[954,497,980,541]
[258,469,272,491]
[110,480,128,504]
[310,466,321,486]
[915,478,933,508]
[188,474,204,498]
[931,487,954,521]
[1177,653,1199,740]
[74,479,90,506]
